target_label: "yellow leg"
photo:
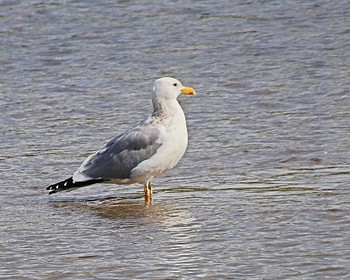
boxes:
[144,181,153,204]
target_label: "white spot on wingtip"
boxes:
[64,182,67,187]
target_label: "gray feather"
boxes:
[80,126,162,180]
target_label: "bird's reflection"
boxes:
[84,199,160,220]
[47,192,175,221]
[46,189,199,233]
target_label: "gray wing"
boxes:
[78,125,162,180]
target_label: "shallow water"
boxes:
[1,0,350,279]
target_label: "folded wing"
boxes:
[74,125,162,181]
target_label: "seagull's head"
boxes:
[153,77,195,101]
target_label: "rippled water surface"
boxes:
[1,0,350,279]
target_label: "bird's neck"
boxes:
[152,98,182,118]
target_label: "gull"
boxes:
[46,77,195,202]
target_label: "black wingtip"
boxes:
[46,177,74,194]
[46,177,104,194]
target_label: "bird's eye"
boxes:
[173,83,178,87]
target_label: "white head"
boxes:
[152,77,195,101]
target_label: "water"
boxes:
[1,0,350,279]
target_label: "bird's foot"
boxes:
[144,182,153,205]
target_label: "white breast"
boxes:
[130,100,188,181]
